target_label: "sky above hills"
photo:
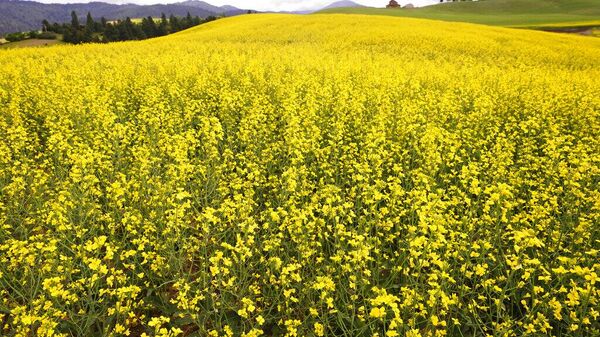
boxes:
[31,0,441,11]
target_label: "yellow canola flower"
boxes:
[370,307,387,319]
[314,322,325,337]
[0,12,599,337]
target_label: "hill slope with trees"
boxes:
[0,0,245,35]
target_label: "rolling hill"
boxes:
[318,0,600,27]
[0,0,247,35]
[1,12,599,337]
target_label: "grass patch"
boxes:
[318,0,600,27]
[0,38,65,49]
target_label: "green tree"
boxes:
[103,23,118,42]
[141,16,158,38]
[71,11,80,30]
[192,15,201,26]
[67,11,81,43]
[83,12,95,42]
[42,19,50,32]
[169,14,180,33]
[184,12,193,29]
[117,18,133,40]
[158,13,168,36]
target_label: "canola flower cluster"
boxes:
[0,13,599,337]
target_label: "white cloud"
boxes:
[34,0,441,12]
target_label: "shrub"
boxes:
[4,32,26,42]
[37,31,57,40]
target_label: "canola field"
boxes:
[1,14,599,337]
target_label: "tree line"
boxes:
[43,11,217,44]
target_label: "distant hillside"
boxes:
[177,0,239,13]
[318,0,600,27]
[0,0,247,35]
[322,1,364,10]
[287,1,364,15]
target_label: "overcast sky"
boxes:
[33,0,442,12]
